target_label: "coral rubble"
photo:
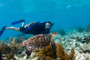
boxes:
[79,43,90,53]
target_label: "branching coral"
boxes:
[0,39,24,60]
[8,39,22,54]
[75,36,82,41]
[16,36,24,43]
[9,37,23,44]
[74,36,83,43]
[2,43,11,54]
[0,40,16,60]
[0,40,5,60]
[8,36,29,44]
[1,39,22,54]
[84,36,90,44]
[6,51,16,60]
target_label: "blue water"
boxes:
[0,0,90,40]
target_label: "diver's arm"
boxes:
[25,22,35,28]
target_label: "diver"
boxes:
[0,20,54,36]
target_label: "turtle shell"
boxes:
[22,34,51,49]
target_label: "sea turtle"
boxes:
[21,32,57,57]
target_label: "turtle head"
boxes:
[50,32,57,39]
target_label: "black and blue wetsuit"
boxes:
[20,22,51,35]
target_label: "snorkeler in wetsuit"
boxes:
[0,20,54,36]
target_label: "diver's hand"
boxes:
[25,22,35,28]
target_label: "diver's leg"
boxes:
[22,21,25,27]
[5,27,20,31]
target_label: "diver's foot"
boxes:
[0,32,2,36]
[0,26,7,36]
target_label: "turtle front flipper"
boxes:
[51,39,56,59]
[26,49,32,59]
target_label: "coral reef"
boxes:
[1,38,19,54]
[74,36,85,43]
[56,43,75,60]
[77,26,84,32]
[36,43,55,60]
[2,38,22,54]
[86,25,90,32]
[74,36,82,41]
[6,34,30,44]
[6,51,16,60]
[0,39,24,60]
[0,40,5,60]
[84,36,90,44]
[14,37,23,44]
[15,42,75,60]
[8,37,24,44]
[6,36,28,54]
[8,39,22,54]
[0,40,16,60]
[78,43,90,53]
[75,50,86,60]
[36,43,75,60]
[58,29,66,36]
[2,43,11,54]
[75,43,90,60]
[1,29,90,60]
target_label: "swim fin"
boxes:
[11,20,25,25]
[0,26,7,36]
[0,32,2,36]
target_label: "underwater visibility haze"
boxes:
[0,0,90,60]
